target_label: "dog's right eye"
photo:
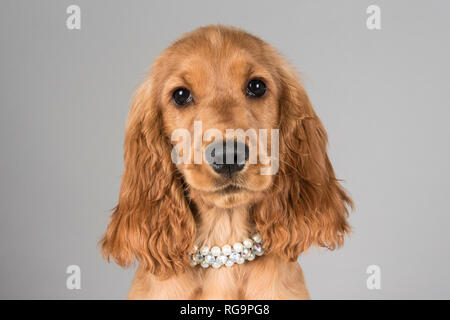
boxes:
[246,79,267,98]
[172,88,193,107]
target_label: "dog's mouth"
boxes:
[216,184,245,194]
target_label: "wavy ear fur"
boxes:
[253,63,353,260]
[100,78,195,279]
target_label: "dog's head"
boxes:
[101,25,352,278]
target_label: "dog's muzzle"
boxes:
[205,140,249,176]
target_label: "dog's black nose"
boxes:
[205,141,249,176]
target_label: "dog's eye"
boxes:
[172,88,193,106]
[246,79,267,97]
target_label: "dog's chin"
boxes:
[182,169,274,209]
[207,190,252,208]
[196,186,264,209]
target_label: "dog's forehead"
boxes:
[159,46,273,96]
[170,26,264,55]
[179,52,256,82]
[154,27,280,102]
[160,28,270,76]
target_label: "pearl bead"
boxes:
[237,256,245,264]
[252,233,262,243]
[217,254,228,265]
[193,253,203,263]
[252,243,264,256]
[247,253,255,261]
[221,244,232,256]
[205,253,215,264]
[201,261,209,268]
[243,238,253,248]
[200,246,210,256]
[241,247,250,258]
[212,261,221,268]
[211,246,221,256]
[233,242,243,252]
[225,259,234,267]
[229,251,240,262]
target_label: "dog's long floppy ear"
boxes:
[100,77,195,279]
[253,63,353,261]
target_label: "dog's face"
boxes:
[157,33,281,208]
[101,26,352,278]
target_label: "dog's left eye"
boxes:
[172,88,193,106]
[246,79,267,97]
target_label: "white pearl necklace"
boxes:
[189,232,265,269]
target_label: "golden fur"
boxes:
[100,25,352,299]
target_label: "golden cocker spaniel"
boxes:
[101,25,352,299]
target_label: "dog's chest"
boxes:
[189,266,248,299]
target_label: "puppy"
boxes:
[101,25,352,299]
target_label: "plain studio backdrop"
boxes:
[1,0,449,299]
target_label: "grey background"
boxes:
[1,0,449,299]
